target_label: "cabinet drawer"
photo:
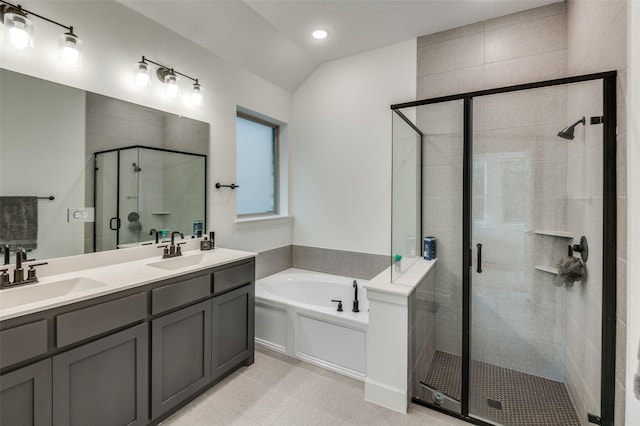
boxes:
[0,319,48,368]
[213,261,254,296]
[152,274,210,315]
[56,293,147,348]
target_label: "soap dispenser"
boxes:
[200,237,211,251]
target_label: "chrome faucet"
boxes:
[170,231,184,247]
[13,248,26,284]
[0,248,47,289]
[158,231,185,259]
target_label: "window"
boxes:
[236,113,278,216]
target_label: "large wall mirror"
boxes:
[0,69,209,263]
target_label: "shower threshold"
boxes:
[416,351,581,426]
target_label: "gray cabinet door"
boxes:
[212,283,255,380]
[52,323,148,426]
[151,300,212,419]
[0,359,52,426]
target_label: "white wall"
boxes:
[292,40,416,256]
[626,0,640,422]
[0,0,293,254]
[0,70,85,260]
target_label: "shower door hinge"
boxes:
[588,413,602,424]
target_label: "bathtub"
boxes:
[255,268,369,381]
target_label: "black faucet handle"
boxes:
[0,267,9,283]
[176,242,186,255]
[157,244,169,256]
[331,299,343,312]
[26,262,47,281]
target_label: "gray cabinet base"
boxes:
[151,300,212,419]
[0,358,52,426]
[52,323,148,426]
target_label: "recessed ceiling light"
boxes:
[312,30,328,40]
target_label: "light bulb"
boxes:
[59,31,81,65]
[191,83,203,106]
[134,61,151,87]
[5,13,33,49]
[164,74,179,98]
[312,29,328,40]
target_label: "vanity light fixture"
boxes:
[0,0,82,64]
[134,56,203,105]
[191,82,203,106]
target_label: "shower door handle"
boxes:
[476,243,482,273]
[109,217,121,230]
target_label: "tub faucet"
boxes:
[352,280,360,312]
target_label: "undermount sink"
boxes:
[146,253,207,271]
[0,277,108,310]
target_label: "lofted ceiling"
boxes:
[120,0,562,92]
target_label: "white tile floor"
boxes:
[161,347,469,426]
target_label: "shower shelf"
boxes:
[534,230,573,238]
[151,212,170,215]
[534,265,559,274]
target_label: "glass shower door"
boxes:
[469,83,601,425]
[94,151,118,252]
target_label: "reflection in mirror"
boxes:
[94,146,206,252]
[0,69,209,263]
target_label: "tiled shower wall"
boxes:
[566,1,628,424]
[417,2,569,376]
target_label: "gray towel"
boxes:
[0,196,38,250]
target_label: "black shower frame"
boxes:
[92,145,208,251]
[391,70,617,426]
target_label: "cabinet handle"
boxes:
[476,243,482,273]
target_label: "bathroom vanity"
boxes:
[0,245,255,426]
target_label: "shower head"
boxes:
[557,116,586,140]
[132,162,142,172]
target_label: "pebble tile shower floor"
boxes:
[418,351,582,426]
[160,347,468,426]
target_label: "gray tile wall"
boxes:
[255,245,293,280]
[255,245,389,281]
[566,1,628,424]
[292,245,390,280]
[417,2,569,378]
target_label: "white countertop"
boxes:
[0,244,256,322]
[363,258,436,296]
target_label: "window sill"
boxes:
[234,215,293,229]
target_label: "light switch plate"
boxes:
[68,207,95,223]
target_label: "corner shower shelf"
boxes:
[534,230,573,238]
[534,265,559,274]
